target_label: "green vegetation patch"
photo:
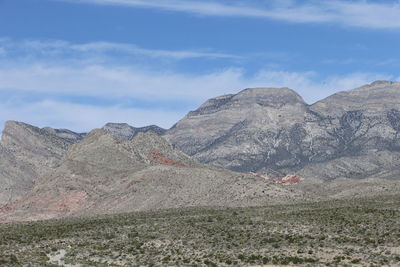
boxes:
[1,195,400,266]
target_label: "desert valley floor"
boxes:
[1,194,400,266]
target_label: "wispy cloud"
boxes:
[59,0,400,29]
[0,100,183,132]
[0,61,394,131]
[0,38,238,60]
[71,42,240,59]
[0,38,397,131]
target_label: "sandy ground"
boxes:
[48,249,80,267]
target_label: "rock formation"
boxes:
[2,80,400,222]
[102,122,166,140]
[42,127,86,143]
[165,81,400,180]
[1,130,303,222]
[0,121,75,205]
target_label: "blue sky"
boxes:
[0,0,399,131]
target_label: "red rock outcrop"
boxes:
[149,149,186,167]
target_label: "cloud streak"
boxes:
[0,61,394,131]
[0,100,184,132]
[0,38,397,132]
[59,0,400,29]
[0,38,239,60]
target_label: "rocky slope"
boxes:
[2,80,400,221]
[102,122,166,139]
[165,81,400,180]
[0,121,169,206]
[0,121,76,205]
[42,127,86,143]
[1,130,305,222]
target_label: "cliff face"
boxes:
[0,121,76,205]
[165,81,400,180]
[300,81,400,179]
[1,130,302,222]
[102,123,166,140]
[2,81,400,221]
[0,121,169,206]
[165,87,307,171]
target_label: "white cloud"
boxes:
[252,70,393,103]
[0,64,247,101]
[71,42,240,59]
[1,61,392,103]
[0,100,183,132]
[0,38,238,60]
[0,60,395,132]
[59,0,400,29]
[0,38,397,132]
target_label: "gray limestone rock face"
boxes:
[311,81,400,116]
[165,81,400,180]
[2,80,400,220]
[1,130,304,222]
[0,121,75,205]
[0,121,165,206]
[102,123,166,140]
[42,127,86,143]
[165,88,308,169]
[0,144,35,205]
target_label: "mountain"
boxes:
[164,87,310,175]
[0,129,303,222]
[0,121,168,207]
[42,127,86,143]
[2,80,400,222]
[0,121,75,205]
[102,122,166,139]
[165,81,400,180]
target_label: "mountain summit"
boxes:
[165,81,400,180]
[102,123,166,140]
[166,87,307,158]
[0,121,74,204]
[2,81,400,221]
[311,81,400,116]
[1,128,301,222]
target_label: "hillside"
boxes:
[1,129,304,222]
[2,81,400,222]
[0,121,76,205]
[165,81,400,180]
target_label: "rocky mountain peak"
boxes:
[2,121,36,144]
[311,80,400,116]
[1,120,71,151]
[0,121,76,205]
[233,87,306,106]
[1,123,302,221]
[353,80,399,92]
[66,129,123,157]
[102,122,166,139]
[188,87,305,117]
[102,123,135,139]
[65,128,194,170]
[64,128,142,170]
[165,81,400,180]
[42,127,85,144]
[369,80,395,87]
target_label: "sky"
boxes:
[0,0,399,132]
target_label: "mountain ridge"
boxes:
[1,128,303,222]
[2,80,400,221]
[165,80,400,180]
